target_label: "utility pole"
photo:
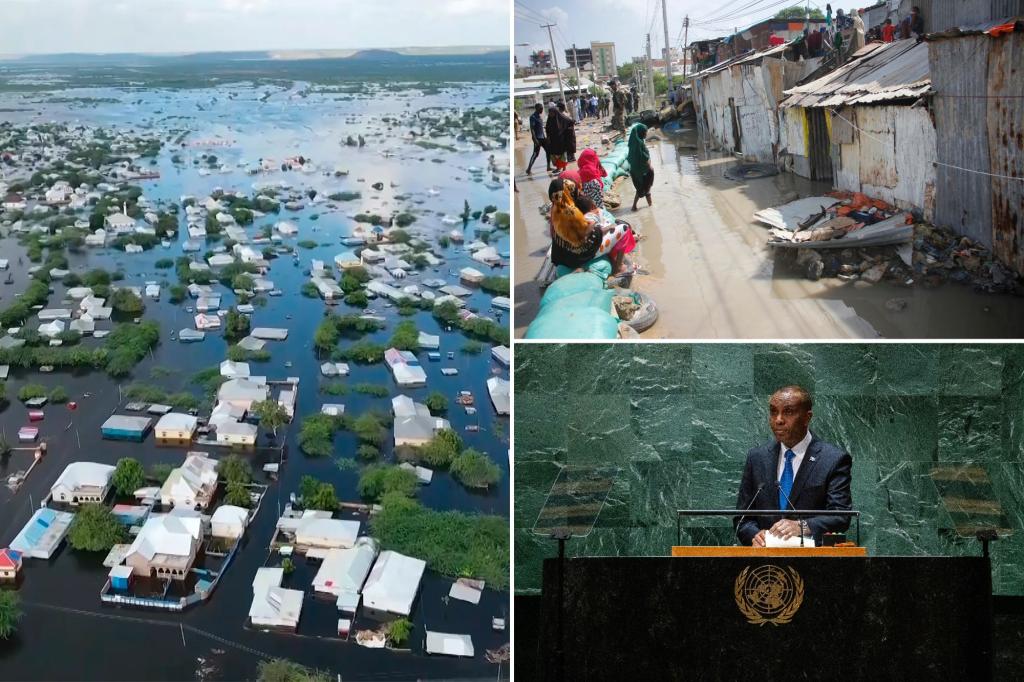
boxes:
[661,0,672,95]
[571,43,583,96]
[682,16,690,79]
[542,23,567,108]
[645,33,655,111]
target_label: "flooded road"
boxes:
[514,117,1024,339]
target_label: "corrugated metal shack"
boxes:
[894,0,1024,33]
[779,39,934,214]
[690,42,821,163]
[927,19,1024,272]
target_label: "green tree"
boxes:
[358,465,418,501]
[257,659,331,682]
[0,591,22,640]
[281,557,295,574]
[112,457,145,496]
[67,504,127,552]
[149,462,174,484]
[48,385,69,403]
[224,309,250,340]
[353,413,385,446]
[387,617,412,646]
[252,399,289,437]
[418,429,463,467]
[300,475,338,511]
[387,320,419,351]
[424,391,448,414]
[775,5,824,19]
[451,448,501,488]
[357,445,379,462]
[313,316,340,352]
[225,480,251,507]
[17,384,47,402]
[110,288,144,314]
[220,454,253,484]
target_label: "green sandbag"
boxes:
[525,306,620,340]
[599,123,642,191]
[526,272,619,340]
[538,272,612,308]
[554,257,613,280]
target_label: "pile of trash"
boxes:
[757,191,913,249]
[764,193,1023,295]
[913,224,1022,295]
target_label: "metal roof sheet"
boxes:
[925,16,1023,41]
[781,39,931,108]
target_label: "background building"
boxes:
[590,41,617,80]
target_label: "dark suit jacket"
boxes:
[734,433,853,545]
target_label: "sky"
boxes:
[514,0,845,67]
[0,0,509,55]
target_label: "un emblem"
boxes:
[734,565,804,625]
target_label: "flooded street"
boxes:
[514,118,1024,339]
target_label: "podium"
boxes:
[528,549,993,682]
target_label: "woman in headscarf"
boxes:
[545,102,568,172]
[576,148,607,209]
[627,123,654,211]
[548,181,635,275]
[556,101,577,163]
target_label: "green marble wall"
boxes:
[515,343,1024,595]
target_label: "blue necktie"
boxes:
[779,449,796,510]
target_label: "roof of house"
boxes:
[101,414,153,432]
[312,538,380,595]
[487,377,510,414]
[51,461,115,492]
[210,505,249,528]
[155,412,198,432]
[362,550,427,616]
[425,631,475,657]
[218,378,269,402]
[294,517,361,546]
[127,514,201,560]
[781,39,930,108]
[0,548,23,570]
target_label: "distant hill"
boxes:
[0,46,507,65]
[345,49,409,61]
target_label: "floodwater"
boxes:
[514,117,1024,339]
[0,73,509,681]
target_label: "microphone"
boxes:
[774,482,805,547]
[734,484,764,545]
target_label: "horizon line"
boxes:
[0,45,511,59]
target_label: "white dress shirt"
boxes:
[777,430,813,481]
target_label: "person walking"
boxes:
[610,81,626,132]
[627,123,654,211]
[524,102,550,175]
[545,101,569,172]
[556,101,577,162]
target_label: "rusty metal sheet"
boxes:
[930,33,994,249]
[781,40,930,108]
[987,31,1024,273]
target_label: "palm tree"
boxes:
[0,590,22,639]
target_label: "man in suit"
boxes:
[734,385,853,546]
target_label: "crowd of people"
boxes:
[518,77,652,281]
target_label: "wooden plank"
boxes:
[671,545,868,557]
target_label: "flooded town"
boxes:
[0,34,510,682]
[514,2,1024,340]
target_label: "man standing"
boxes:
[589,93,598,118]
[524,102,550,176]
[610,80,626,133]
[734,386,853,546]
